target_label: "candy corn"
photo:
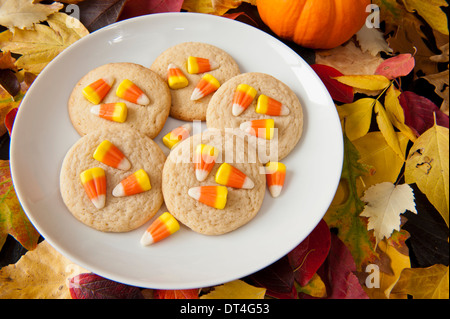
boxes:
[256,94,290,116]
[80,167,106,209]
[82,77,114,104]
[240,119,275,140]
[90,102,127,123]
[112,169,151,197]
[162,123,191,150]
[140,212,180,246]
[167,64,188,89]
[232,84,257,116]
[116,79,149,105]
[265,162,286,198]
[215,163,254,189]
[93,140,131,171]
[194,144,219,181]
[188,186,228,209]
[187,56,219,74]
[190,74,220,101]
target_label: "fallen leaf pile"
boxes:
[0,0,448,300]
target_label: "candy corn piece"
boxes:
[194,144,219,181]
[93,140,131,171]
[232,84,258,116]
[188,186,228,209]
[265,162,286,198]
[90,102,127,123]
[162,123,191,149]
[140,212,180,246]
[167,64,189,89]
[187,56,219,74]
[112,169,151,197]
[256,94,290,116]
[240,119,275,140]
[116,79,150,105]
[82,77,114,104]
[190,74,220,101]
[80,167,106,209]
[215,163,254,189]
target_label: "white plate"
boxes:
[10,13,343,289]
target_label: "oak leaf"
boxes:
[405,123,449,227]
[0,12,89,74]
[422,70,449,116]
[391,264,449,299]
[0,160,40,251]
[402,0,449,35]
[0,0,63,31]
[360,182,417,246]
[0,240,89,298]
[200,280,266,299]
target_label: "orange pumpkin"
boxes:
[256,0,371,49]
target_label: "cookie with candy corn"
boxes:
[150,42,240,121]
[206,72,303,162]
[162,130,266,235]
[68,62,170,139]
[60,127,165,232]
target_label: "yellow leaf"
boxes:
[405,124,449,226]
[200,280,266,299]
[402,0,449,35]
[374,99,405,160]
[364,239,411,299]
[336,98,376,141]
[296,273,327,298]
[182,0,253,15]
[0,0,63,31]
[391,264,449,299]
[0,12,89,74]
[354,131,409,195]
[335,75,391,91]
[0,241,89,299]
[384,85,417,142]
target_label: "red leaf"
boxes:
[249,256,296,299]
[287,219,331,286]
[310,64,354,103]
[154,289,199,299]
[375,53,415,80]
[118,0,184,20]
[399,91,449,136]
[5,107,17,135]
[68,273,144,299]
[317,233,369,299]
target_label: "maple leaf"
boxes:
[200,280,266,299]
[0,160,40,251]
[324,134,377,270]
[0,12,89,74]
[69,273,144,299]
[360,182,417,246]
[0,240,89,298]
[405,123,449,227]
[0,0,63,31]
[391,264,449,299]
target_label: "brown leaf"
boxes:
[77,0,127,32]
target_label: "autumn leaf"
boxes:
[356,25,393,57]
[0,241,89,298]
[360,182,417,246]
[76,0,127,32]
[375,53,416,80]
[0,12,89,74]
[311,64,354,103]
[119,0,183,20]
[399,91,449,137]
[296,273,327,298]
[423,70,449,115]
[335,75,391,93]
[324,134,376,270]
[391,264,449,299]
[337,98,377,141]
[182,0,254,15]
[154,288,199,299]
[405,123,449,227]
[0,0,63,31]
[200,280,266,299]
[401,0,449,35]
[0,160,40,251]
[69,273,144,299]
